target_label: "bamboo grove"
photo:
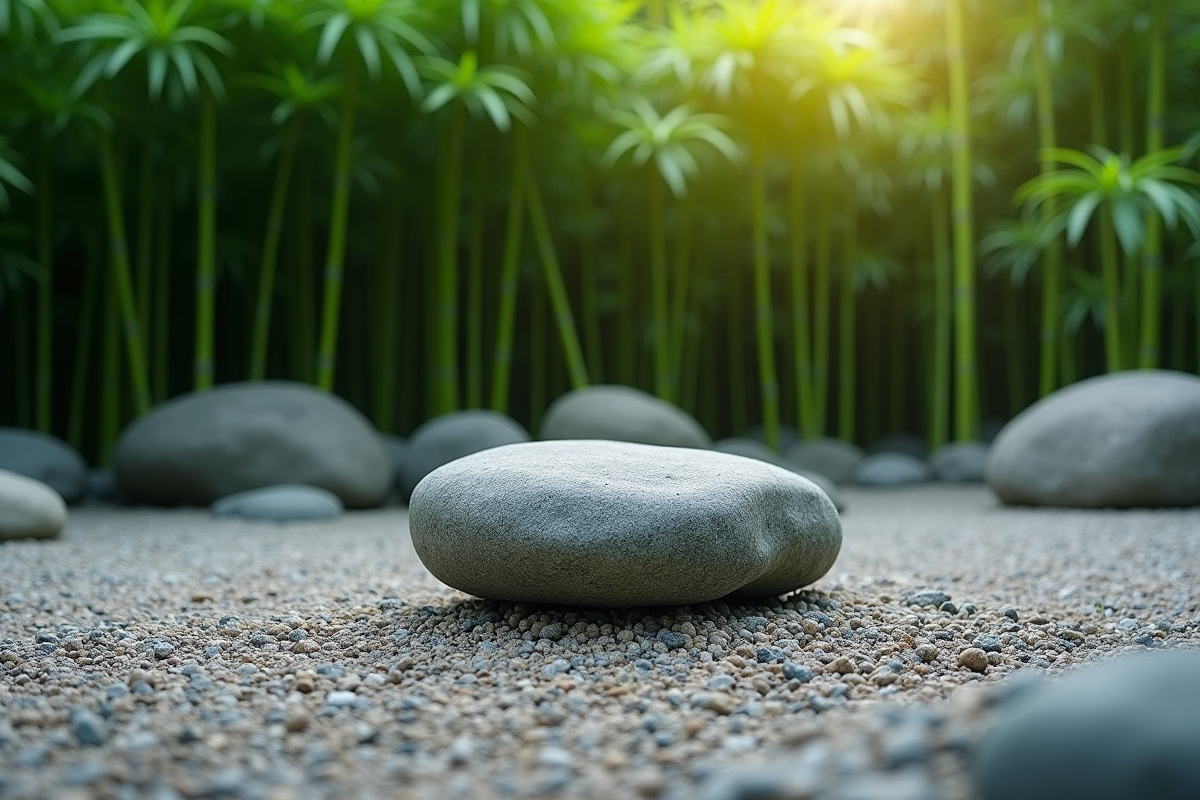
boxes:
[1,0,1199,465]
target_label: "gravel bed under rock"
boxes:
[1,486,1197,800]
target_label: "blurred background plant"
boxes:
[2,0,1199,463]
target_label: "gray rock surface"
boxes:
[0,468,66,540]
[986,370,1200,507]
[975,651,1200,800]
[211,484,343,522]
[114,381,391,508]
[713,438,844,511]
[852,453,932,487]
[399,411,530,503]
[86,470,125,505]
[929,441,990,483]
[784,438,866,485]
[409,440,841,606]
[0,427,88,504]
[539,385,711,449]
[868,433,928,460]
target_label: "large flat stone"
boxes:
[409,440,841,607]
[0,428,88,504]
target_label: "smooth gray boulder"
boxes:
[783,438,865,485]
[852,452,932,486]
[0,468,66,540]
[986,370,1200,507]
[114,381,391,508]
[399,411,530,503]
[974,651,1200,800]
[0,427,88,504]
[409,440,842,607]
[868,432,928,460]
[714,438,844,512]
[212,484,343,522]
[540,385,710,449]
[929,441,990,483]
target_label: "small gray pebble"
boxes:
[707,674,736,691]
[782,662,815,683]
[71,709,107,746]
[756,647,785,663]
[974,635,1003,653]
[153,642,174,659]
[1003,607,1020,622]
[657,630,689,649]
[940,601,959,614]
[288,629,306,642]
[538,623,566,641]
[905,589,950,608]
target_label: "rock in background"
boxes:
[986,370,1200,507]
[211,484,344,522]
[398,411,530,503]
[0,428,88,504]
[0,468,66,540]
[540,385,711,449]
[114,381,391,508]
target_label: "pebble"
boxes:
[906,589,950,608]
[782,662,815,683]
[958,648,990,672]
[70,709,107,746]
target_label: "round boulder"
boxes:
[399,411,530,502]
[539,385,710,449]
[212,484,343,522]
[0,468,67,540]
[986,370,1200,507]
[783,438,866,485]
[975,651,1200,800]
[409,440,842,607]
[0,427,88,504]
[114,381,391,508]
[929,441,990,483]
[851,452,932,487]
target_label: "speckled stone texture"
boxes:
[975,650,1200,800]
[408,440,841,606]
[114,381,392,508]
[539,385,711,449]
[986,370,1200,507]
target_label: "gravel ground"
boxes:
[1,485,1198,800]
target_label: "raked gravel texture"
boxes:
[1,485,1198,800]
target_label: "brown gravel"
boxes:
[0,485,1197,800]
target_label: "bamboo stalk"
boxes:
[35,144,52,432]
[578,179,605,383]
[194,87,217,391]
[1029,0,1062,396]
[465,144,486,409]
[431,104,465,413]
[813,193,832,435]
[523,159,589,390]
[789,169,815,439]
[153,171,171,402]
[836,194,857,443]
[946,0,979,441]
[372,197,403,431]
[97,125,151,415]
[249,114,302,380]
[930,189,951,451]
[1137,0,1167,368]
[648,171,672,401]
[315,58,359,392]
[489,126,528,413]
[1099,212,1123,371]
[749,150,780,451]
